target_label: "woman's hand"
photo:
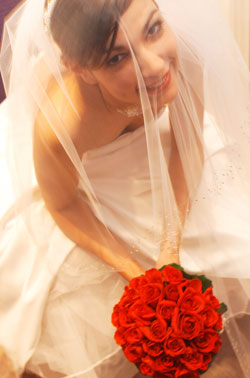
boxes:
[155,248,180,270]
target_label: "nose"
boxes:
[137,47,166,83]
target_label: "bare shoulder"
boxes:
[34,71,85,153]
[33,72,82,210]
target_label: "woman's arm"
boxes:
[155,127,186,268]
[49,195,145,281]
[33,113,144,282]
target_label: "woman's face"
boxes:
[85,0,179,110]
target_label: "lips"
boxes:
[146,71,171,94]
[147,75,167,90]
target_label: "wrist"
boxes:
[155,251,180,270]
[120,261,145,282]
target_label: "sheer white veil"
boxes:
[0,0,250,376]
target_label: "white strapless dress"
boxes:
[0,106,250,377]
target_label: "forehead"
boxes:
[116,0,158,43]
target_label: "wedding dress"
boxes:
[0,106,249,377]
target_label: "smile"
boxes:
[146,71,171,93]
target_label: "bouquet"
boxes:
[111,264,227,378]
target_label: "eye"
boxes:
[107,53,126,66]
[147,20,163,38]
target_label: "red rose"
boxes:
[129,300,156,326]
[154,354,175,373]
[123,344,143,363]
[114,327,127,346]
[111,304,120,327]
[119,286,138,309]
[112,267,226,378]
[212,337,222,354]
[165,283,183,302]
[215,314,223,331]
[203,287,220,310]
[139,361,154,377]
[175,367,200,378]
[183,278,202,293]
[118,309,135,328]
[154,371,175,378]
[199,353,212,371]
[141,317,168,342]
[145,268,164,284]
[201,305,219,328]
[142,341,164,357]
[178,287,205,314]
[139,356,155,376]
[130,276,148,291]
[172,308,203,340]
[192,329,219,353]
[163,332,186,357]
[162,266,183,283]
[124,326,144,344]
[140,283,164,306]
[180,347,204,371]
[156,300,177,321]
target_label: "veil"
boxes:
[0,0,250,377]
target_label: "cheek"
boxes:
[161,25,178,60]
[105,69,137,97]
[162,38,178,61]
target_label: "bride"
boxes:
[0,0,250,377]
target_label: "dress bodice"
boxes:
[82,109,250,277]
[82,110,172,266]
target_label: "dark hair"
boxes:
[50,0,132,68]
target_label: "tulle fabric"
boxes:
[0,0,250,377]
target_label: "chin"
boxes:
[165,86,178,104]
[150,86,178,111]
[161,78,179,105]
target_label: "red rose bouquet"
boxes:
[111,264,227,378]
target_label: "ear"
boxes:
[80,69,98,85]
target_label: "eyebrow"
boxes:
[107,8,159,53]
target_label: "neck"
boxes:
[76,74,167,138]
[77,74,144,129]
